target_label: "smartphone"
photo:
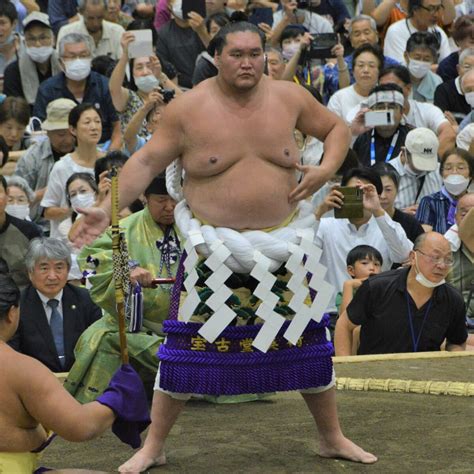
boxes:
[248,7,274,27]
[334,187,364,219]
[182,0,206,19]
[307,33,338,59]
[364,110,395,127]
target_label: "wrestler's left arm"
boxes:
[289,86,351,202]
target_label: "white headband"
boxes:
[367,90,404,108]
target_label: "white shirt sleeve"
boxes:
[327,91,343,117]
[383,22,406,64]
[444,224,461,252]
[437,27,452,62]
[421,103,449,133]
[374,212,413,263]
[40,163,67,208]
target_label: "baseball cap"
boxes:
[23,12,51,30]
[405,128,439,172]
[42,99,77,131]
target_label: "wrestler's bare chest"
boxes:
[181,92,300,178]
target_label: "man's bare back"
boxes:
[0,343,48,452]
[179,78,303,229]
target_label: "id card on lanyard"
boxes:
[370,128,400,165]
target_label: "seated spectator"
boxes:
[105,0,133,29]
[110,31,181,137]
[33,33,121,149]
[362,0,455,45]
[57,0,125,60]
[328,44,383,122]
[3,12,61,110]
[437,14,474,82]
[0,1,21,91]
[446,193,473,325]
[266,46,286,80]
[14,99,76,233]
[272,0,333,37]
[372,162,425,242]
[323,15,399,100]
[335,232,467,355]
[156,0,207,88]
[48,0,79,36]
[338,244,383,314]
[60,172,100,242]
[337,244,383,353]
[0,97,30,175]
[5,175,34,221]
[41,103,105,239]
[405,31,442,103]
[416,148,473,232]
[434,47,474,124]
[0,174,42,289]
[276,24,339,95]
[192,12,230,86]
[458,69,474,131]
[9,237,101,372]
[379,65,456,156]
[314,166,413,320]
[383,0,451,65]
[124,91,166,155]
[353,84,410,166]
[389,127,443,213]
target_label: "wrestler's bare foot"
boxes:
[118,448,166,473]
[319,436,377,464]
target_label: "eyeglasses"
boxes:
[417,250,454,267]
[25,34,52,46]
[419,4,444,14]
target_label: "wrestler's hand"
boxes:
[70,206,110,248]
[289,163,330,203]
[130,267,154,288]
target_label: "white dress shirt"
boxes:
[314,212,413,312]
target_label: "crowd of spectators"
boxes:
[0,0,472,377]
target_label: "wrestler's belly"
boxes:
[183,160,298,230]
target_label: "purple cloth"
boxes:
[96,364,150,449]
[440,186,457,226]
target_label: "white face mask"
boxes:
[6,204,30,220]
[134,74,160,93]
[282,43,300,61]
[70,192,96,212]
[26,45,54,63]
[414,254,445,288]
[407,59,432,79]
[464,91,474,108]
[64,58,91,81]
[443,174,470,196]
[172,0,184,20]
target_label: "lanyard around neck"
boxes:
[405,291,433,352]
[370,128,400,165]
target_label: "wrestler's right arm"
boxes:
[17,354,115,442]
[334,310,358,357]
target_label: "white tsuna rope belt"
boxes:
[166,160,334,353]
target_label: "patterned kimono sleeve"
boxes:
[78,230,119,318]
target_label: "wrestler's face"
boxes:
[215,31,265,90]
[29,258,69,299]
[146,193,177,226]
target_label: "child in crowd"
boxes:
[337,245,383,355]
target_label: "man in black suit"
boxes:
[9,237,101,372]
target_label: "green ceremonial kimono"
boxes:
[64,208,179,402]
